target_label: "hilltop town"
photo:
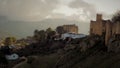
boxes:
[0,11,120,68]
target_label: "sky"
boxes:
[0,0,120,38]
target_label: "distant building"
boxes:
[56,24,78,34]
[63,24,78,33]
[61,33,86,39]
[0,38,4,47]
[90,14,120,45]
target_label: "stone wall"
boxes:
[105,22,112,45]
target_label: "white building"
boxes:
[5,53,19,60]
[4,45,19,61]
[61,33,86,39]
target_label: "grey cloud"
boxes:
[50,0,97,22]
[69,0,97,20]
[0,0,98,22]
[0,0,58,21]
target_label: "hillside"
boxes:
[16,45,120,68]
[15,35,120,68]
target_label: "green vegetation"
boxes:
[4,37,16,45]
[112,10,120,22]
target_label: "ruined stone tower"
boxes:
[90,14,120,45]
[90,14,106,36]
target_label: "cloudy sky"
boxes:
[0,0,120,38]
[0,0,119,22]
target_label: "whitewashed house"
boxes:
[4,45,19,61]
[61,33,86,40]
[5,53,19,60]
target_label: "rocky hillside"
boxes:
[15,35,120,68]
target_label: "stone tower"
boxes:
[90,13,120,45]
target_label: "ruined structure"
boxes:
[56,24,78,34]
[90,14,120,45]
[63,24,78,33]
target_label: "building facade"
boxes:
[90,14,120,45]
[56,24,78,34]
[63,24,78,33]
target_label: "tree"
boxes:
[112,11,120,23]
[56,26,65,34]
[34,29,39,35]
[47,31,56,39]
[33,29,39,41]
[4,37,16,45]
[38,30,46,41]
[46,27,52,34]
[33,29,47,42]
[46,28,56,40]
